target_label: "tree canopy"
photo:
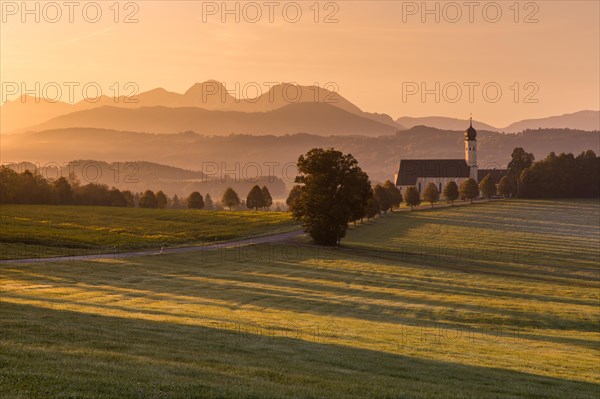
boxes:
[460,178,479,203]
[423,182,439,207]
[404,186,421,210]
[246,185,266,210]
[156,190,168,209]
[187,191,204,209]
[291,148,371,246]
[139,190,158,208]
[519,150,600,198]
[443,181,459,204]
[261,186,273,210]
[222,187,241,210]
[383,180,402,210]
[479,174,497,200]
[508,147,535,196]
[497,176,513,198]
[373,184,392,214]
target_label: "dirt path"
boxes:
[0,230,304,264]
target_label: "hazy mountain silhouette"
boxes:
[397,111,600,133]
[3,80,597,134]
[4,127,597,184]
[502,110,599,132]
[221,83,401,127]
[1,81,401,133]
[397,116,500,132]
[20,103,400,136]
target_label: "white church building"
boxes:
[394,118,505,198]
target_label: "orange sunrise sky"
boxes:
[1,0,599,127]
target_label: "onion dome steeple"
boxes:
[465,115,477,141]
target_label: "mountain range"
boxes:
[397,111,600,133]
[2,81,598,135]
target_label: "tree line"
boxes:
[503,148,599,198]
[0,167,279,211]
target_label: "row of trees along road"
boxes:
[402,178,483,210]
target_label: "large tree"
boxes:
[221,187,240,211]
[404,186,421,210]
[291,148,371,246]
[443,181,459,205]
[479,174,497,201]
[460,178,479,203]
[187,191,204,209]
[508,147,534,196]
[383,180,402,210]
[423,182,439,208]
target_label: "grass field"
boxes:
[0,205,297,260]
[1,199,599,398]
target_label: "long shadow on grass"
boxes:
[1,302,598,399]
[3,255,599,350]
[341,216,600,283]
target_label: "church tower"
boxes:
[465,116,478,181]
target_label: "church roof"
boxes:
[395,159,470,186]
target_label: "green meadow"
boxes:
[0,205,297,260]
[1,200,599,398]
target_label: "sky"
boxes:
[1,0,599,127]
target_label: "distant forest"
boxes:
[3,126,598,185]
[1,148,597,209]
[0,166,283,211]
[2,161,287,200]
[517,149,600,198]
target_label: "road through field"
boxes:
[0,230,304,264]
[0,199,504,264]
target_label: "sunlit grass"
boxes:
[0,199,598,398]
[0,205,297,259]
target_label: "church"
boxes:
[394,118,505,198]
